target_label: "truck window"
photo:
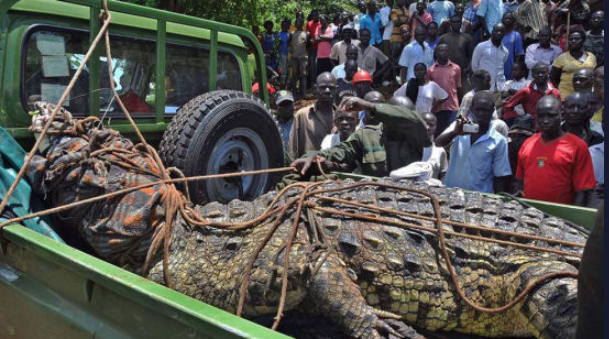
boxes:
[24,28,242,118]
[101,35,156,118]
[217,52,242,91]
[23,29,91,115]
[165,44,242,114]
[23,28,157,118]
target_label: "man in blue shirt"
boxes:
[278,18,292,87]
[262,20,278,71]
[476,0,505,38]
[360,0,385,47]
[427,0,455,25]
[501,12,525,80]
[436,90,512,193]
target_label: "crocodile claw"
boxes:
[381,319,426,339]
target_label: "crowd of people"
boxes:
[255,0,603,208]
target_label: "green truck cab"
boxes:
[1,0,285,204]
[0,0,268,141]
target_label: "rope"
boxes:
[273,183,323,330]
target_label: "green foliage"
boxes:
[119,0,357,29]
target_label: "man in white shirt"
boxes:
[354,1,367,31]
[421,112,449,180]
[524,26,562,79]
[399,26,435,83]
[381,0,395,57]
[472,23,509,93]
[330,24,361,67]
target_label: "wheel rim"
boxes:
[206,127,270,203]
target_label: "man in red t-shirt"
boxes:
[514,96,596,206]
[307,10,321,88]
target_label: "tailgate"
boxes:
[0,224,290,339]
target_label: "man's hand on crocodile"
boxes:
[291,156,343,176]
[291,157,323,176]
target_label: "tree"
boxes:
[119,0,356,29]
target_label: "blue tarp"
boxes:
[0,127,63,243]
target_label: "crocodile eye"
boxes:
[195,232,204,244]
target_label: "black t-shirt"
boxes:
[438,32,474,72]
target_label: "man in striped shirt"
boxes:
[513,0,547,43]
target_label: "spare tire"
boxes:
[159,90,284,205]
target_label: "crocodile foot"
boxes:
[307,253,425,339]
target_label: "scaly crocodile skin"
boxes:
[147,179,585,339]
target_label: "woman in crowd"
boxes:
[550,29,597,99]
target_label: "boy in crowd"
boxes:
[501,13,525,81]
[503,62,561,124]
[500,62,530,124]
[321,109,361,149]
[335,60,360,105]
[421,112,449,180]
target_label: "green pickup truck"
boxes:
[0,1,599,339]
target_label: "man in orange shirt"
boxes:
[514,95,595,206]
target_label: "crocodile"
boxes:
[146,179,586,339]
[22,104,585,339]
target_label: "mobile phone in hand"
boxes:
[463,123,479,134]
